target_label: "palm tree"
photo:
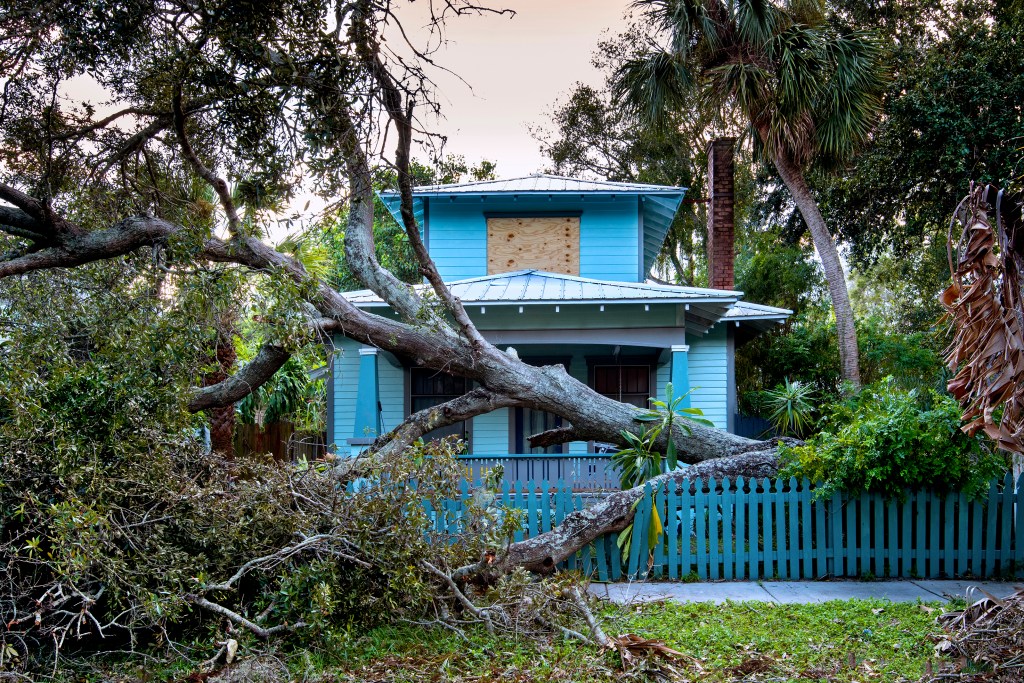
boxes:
[614,0,886,387]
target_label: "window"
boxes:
[486,215,580,275]
[410,368,468,442]
[593,365,651,408]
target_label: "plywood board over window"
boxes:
[487,216,580,276]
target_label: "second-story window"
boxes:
[486,215,580,276]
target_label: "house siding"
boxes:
[688,326,728,429]
[377,358,404,435]
[331,335,362,448]
[471,409,510,453]
[426,196,640,282]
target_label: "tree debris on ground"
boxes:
[927,586,1024,682]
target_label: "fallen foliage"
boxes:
[927,586,1024,682]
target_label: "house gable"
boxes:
[378,174,686,283]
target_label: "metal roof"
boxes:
[377,174,687,275]
[723,301,792,334]
[382,173,686,196]
[723,301,793,319]
[343,270,740,307]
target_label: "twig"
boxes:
[566,585,613,648]
[420,561,495,635]
[187,596,305,640]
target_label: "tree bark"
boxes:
[486,443,787,575]
[773,152,862,388]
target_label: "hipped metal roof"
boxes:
[377,173,687,275]
[343,270,791,336]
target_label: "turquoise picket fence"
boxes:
[431,473,1024,581]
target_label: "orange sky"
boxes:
[395,0,632,176]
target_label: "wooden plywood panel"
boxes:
[487,216,580,275]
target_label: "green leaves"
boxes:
[764,377,816,437]
[616,0,887,166]
[779,378,1009,500]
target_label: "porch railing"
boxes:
[457,453,618,491]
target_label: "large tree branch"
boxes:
[491,442,786,576]
[0,216,182,277]
[188,344,291,412]
[336,109,430,323]
[0,205,48,241]
[350,5,488,352]
[368,386,520,459]
[172,88,241,234]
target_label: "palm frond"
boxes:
[613,50,694,126]
[814,30,887,162]
[736,0,781,47]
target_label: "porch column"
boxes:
[349,347,381,449]
[670,344,691,409]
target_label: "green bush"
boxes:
[779,379,1008,500]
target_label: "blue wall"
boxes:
[687,326,729,429]
[331,325,732,455]
[426,196,640,282]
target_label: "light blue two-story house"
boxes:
[327,169,789,481]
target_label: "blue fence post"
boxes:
[722,477,734,580]
[1000,472,1014,576]
[1016,473,1024,578]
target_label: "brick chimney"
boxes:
[707,137,737,290]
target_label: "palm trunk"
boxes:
[773,153,862,388]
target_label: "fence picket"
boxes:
[748,479,759,580]
[1016,474,1024,577]
[788,477,800,579]
[541,480,551,533]
[628,484,652,579]
[956,492,967,577]
[873,495,884,578]
[921,493,929,581]
[985,479,999,577]
[971,492,984,577]
[846,496,857,577]
[654,483,667,577]
[886,498,897,578]
[723,478,734,580]
[667,482,679,579]
[679,480,692,579]
[830,493,842,577]
[800,479,813,578]
[774,480,786,578]
[696,480,708,580]
[595,534,609,582]
[1000,473,1013,575]
[814,486,827,578]
[763,478,775,578]
[709,480,721,580]
[736,477,748,579]
[943,495,954,578]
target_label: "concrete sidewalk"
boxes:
[589,580,1022,605]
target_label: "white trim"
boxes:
[358,347,379,356]
[670,344,690,353]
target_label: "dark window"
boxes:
[514,408,565,454]
[410,368,468,442]
[593,365,651,408]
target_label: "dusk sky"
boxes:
[396,0,633,177]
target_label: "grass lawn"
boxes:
[309,597,950,682]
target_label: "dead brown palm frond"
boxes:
[941,183,1024,455]
[608,632,700,678]
[930,587,1024,681]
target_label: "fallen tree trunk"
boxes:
[489,443,788,576]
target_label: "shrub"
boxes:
[779,379,1008,500]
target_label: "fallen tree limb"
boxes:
[491,443,787,575]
